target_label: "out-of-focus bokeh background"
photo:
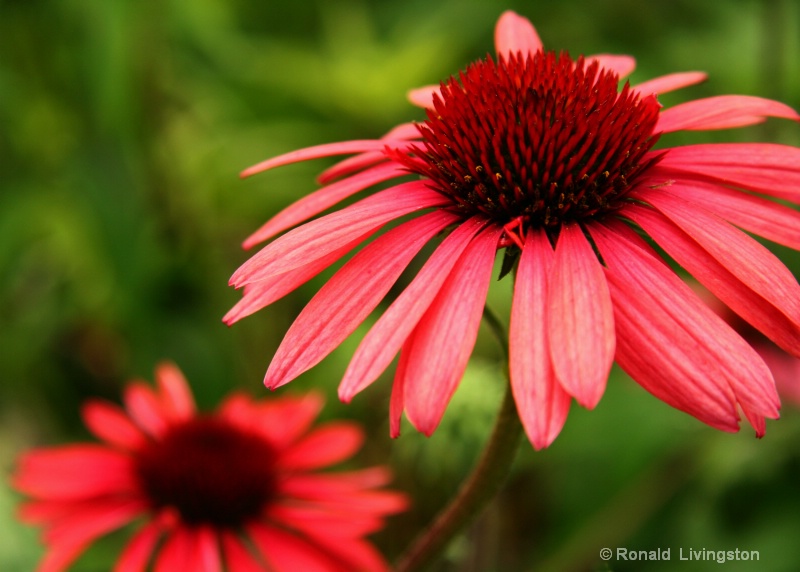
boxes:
[2,0,800,570]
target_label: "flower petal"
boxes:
[240,140,411,178]
[13,445,137,500]
[318,123,421,184]
[224,234,371,325]
[589,221,779,434]
[495,11,543,56]
[652,143,800,202]
[389,342,411,438]
[339,216,487,402]
[81,400,145,450]
[247,522,347,572]
[630,190,800,357]
[264,210,457,389]
[547,224,615,409]
[407,85,440,109]
[114,521,162,572]
[403,226,502,435]
[633,71,707,96]
[221,532,268,572]
[586,54,636,78]
[510,229,571,449]
[123,382,169,437]
[154,361,195,422]
[657,95,799,133]
[276,422,363,470]
[644,178,800,250]
[229,181,448,287]
[243,162,406,249]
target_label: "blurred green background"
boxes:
[2,0,800,570]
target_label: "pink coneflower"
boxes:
[226,11,800,448]
[13,363,407,572]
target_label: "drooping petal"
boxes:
[339,216,487,402]
[154,361,195,422]
[656,95,799,133]
[389,342,411,438]
[547,223,615,409]
[586,54,636,78]
[407,85,440,109]
[247,522,346,572]
[630,190,800,356]
[651,144,800,202]
[224,234,371,325]
[510,229,571,450]
[495,10,543,57]
[243,162,406,249]
[81,400,145,450]
[644,178,800,250]
[318,123,421,184]
[154,528,193,572]
[14,446,137,500]
[276,422,363,470]
[633,71,707,96]
[264,210,457,389]
[589,221,779,434]
[403,226,502,435]
[230,181,448,287]
[114,521,162,572]
[39,498,147,572]
[220,532,268,572]
[240,140,412,178]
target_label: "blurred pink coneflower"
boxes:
[13,363,406,572]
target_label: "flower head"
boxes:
[227,11,800,448]
[13,363,407,572]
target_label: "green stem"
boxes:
[395,308,523,572]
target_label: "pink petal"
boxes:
[495,11,543,57]
[510,229,571,450]
[220,392,324,449]
[240,140,410,178]
[264,210,457,389]
[276,422,363,470]
[81,400,145,450]
[585,54,636,78]
[628,190,800,357]
[645,178,800,250]
[403,226,502,435]
[269,504,382,538]
[339,216,487,402]
[154,362,195,422]
[657,95,799,133]
[243,162,406,249]
[279,480,408,514]
[589,221,779,434]
[192,526,222,572]
[633,71,707,96]
[318,123,421,184]
[14,445,137,500]
[42,497,146,543]
[224,234,371,325]
[547,224,615,409]
[389,342,411,438]
[123,382,169,437]
[229,181,448,287]
[407,85,440,109]
[279,467,392,495]
[154,528,192,572]
[294,534,390,572]
[221,532,268,572]
[114,521,162,572]
[247,522,346,572]
[652,143,800,202]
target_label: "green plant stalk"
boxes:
[395,307,524,572]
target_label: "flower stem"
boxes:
[395,308,524,571]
